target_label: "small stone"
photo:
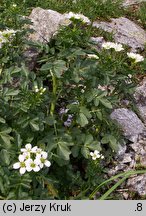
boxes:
[110,108,145,142]
[134,79,146,125]
[127,174,146,196]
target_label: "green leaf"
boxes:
[77,113,88,127]
[57,141,71,160]
[30,119,39,131]
[84,134,93,146]
[5,89,20,96]
[81,146,89,159]
[80,106,92,119]
[0,117,6,123]
[94,98,99,106]
[53,60,67,78]
[40,62,52,71]
[109,135,118,151]
[0,149,10,165]
[71,145,80,157]
[100,98,112,109]
[101,135,110,144]
[96,110,102,120]
[87,141,101,151]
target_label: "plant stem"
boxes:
[50,70,58,138]
[50,70,57,116]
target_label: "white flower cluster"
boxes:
[64,12,91,24]
[90,150,104,160]
[0,29,16,48]
[102,41,144,63]
[127,52,144,63]
[13,144,51,175]
[102,42,124,52]
[34,86,46,95]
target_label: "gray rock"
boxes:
[127,174,146,196]
[134,79,146,125]
[28,8,90,43]
[110,108,145,142]
[28,7,66,43]
[93,17,146,51]
[123,0,146,7]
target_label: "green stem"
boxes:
[50,70,58,138]
[50,70,57,116]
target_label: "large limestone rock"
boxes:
[93,17,146,51]
[110,108,145,142]
[28,8,66,43]
[28,8,90,43]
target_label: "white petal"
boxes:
[94,150,99,155]
[13,162,20,169]
[92,156,97,160]
[19,167,26,175]
[44,160,51,167]
[25,158,33,166]
[40,163,44,169]
[20,148,26,152]
[31,146,38,153]
[36,153,42,159]
[33,166,40,172]
[41,151,48,159]
[18,154,25,162]
[34,158,41,165]
[26,166,32,172]
[25,143,32,150]
[96,155,100,158]
[90,152,94,156]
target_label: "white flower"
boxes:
[13,144,51,174]
[102,42,124,52]
[36,151,51,168]
[25,158,40,172]
[34,86,46,94]
[12,4,17,7]
[21,143,32,153]
[90,150,104,160]
[127,52,144,63]
[64,12,90,24]
[87,54,99,59]
[13,155,27,175]
[1,29,16,38]
[112,43,124,52]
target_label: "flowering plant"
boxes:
[0,7,145,199]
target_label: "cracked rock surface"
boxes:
[93,17,146,51]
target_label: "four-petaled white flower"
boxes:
[90,150,104,160]
[36,151,51,169]
[13,155,27,175]
[25,158,40,172]
[127,52,144,63]
[21,143,33,153]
